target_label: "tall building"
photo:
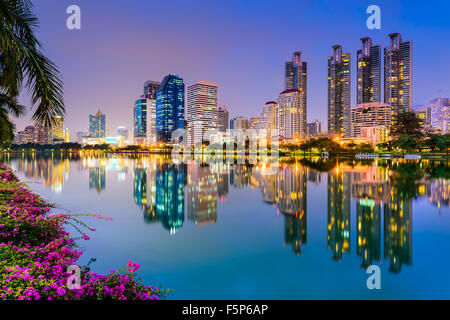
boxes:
[144,80,161,100]
[64,128,70,143]
[384,33,412,120]
[89,110,106,138]
[414,105,432,130]
[357,37,381,104]
[261,101,278,132]
[217,105,229,132]
[52,116,65,142]
[328,45,351,137]
[249,117,261,130]
[156,74,185,143]
[134,96,148,145]
[278,89,306,140]
[428,98,450,134]
[307,120,322,136]
[186,80,218,146]
[117,127,129,142]
[230,116,248,131]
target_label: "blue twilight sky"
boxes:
[14,0,450,138]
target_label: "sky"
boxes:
[14,0,450,139]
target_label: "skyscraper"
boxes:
[156,74,185,143]
[144,80,161,100]
[278,89,306,140]
[89,110,106,138]
[217,105,229,132]
[428,98,450,134]
[52,116,65,142]
[384,33,412,120]
[357,37,381,104]
[134,96,148,145]
[328,45,351,137]
[261,101,278,133]
[186,80,218,146]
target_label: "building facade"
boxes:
[186,80,218,146]
[230,117,248,131]
[328,45,351,137]
[17,126,51,144]
[156,74,185,143]
[384,33,412,120]
[134,96,148,145]
[357,37,381,104]
[144,80,161,100]
[52,116,65,143]
[350,102,392,143]
[217,105,229,132]
[307,120,322,137]
[428,98,450,134]
[278,89,306,140]
[89,111,106,138]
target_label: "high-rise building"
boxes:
[52,116,65,142]
[156,74,185,143]
[186,80,218,146]
[147,99,157,144]
[134,96,148,145]
[384,33,412,120]
[89,110,106,138]
[307,120,322,136]
[414,105,432,130]
[357,37,381,104]
[428,98,450,134]
[249,117,261,130]
[261,101,278,132]
[328,45,351,137]
[64,128,70,143]
[117,127,129,142]
[278,89,306,140]
[217,105,229,132]
[144,80,161,100]
[230,116,248,131]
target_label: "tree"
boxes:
[0,0,64,139]
[391,111,423,140]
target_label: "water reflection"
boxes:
[2,153,449,274]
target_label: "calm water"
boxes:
[2,153,450,299]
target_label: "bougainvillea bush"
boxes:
[0,164,169,300]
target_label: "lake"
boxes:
[1,153,449,299]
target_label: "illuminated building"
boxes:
[350,102,392,144]
[156,74,185,143]
[89,110,106,138]
[187,164,218,226]
[277,89,306,140]
[328,45,351,137]
[144,80,161,100]
[17,126,51,144]
[428,98,450,134]
[384,33,412,120]
[357,37,381,104]
[52,116,65,143]
[64,128,70,142]
[414,106,431,131]
[307,120,322,137]
[230,116,248,131]
[186,80,218,146]
[217,105,229,132]
[134,96,148,145]
[261,101,278,132]
[327,169,351,261]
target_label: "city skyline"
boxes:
[12,0,450,140]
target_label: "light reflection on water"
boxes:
[1,153,450,299]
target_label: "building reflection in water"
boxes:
[3,154,450,274]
